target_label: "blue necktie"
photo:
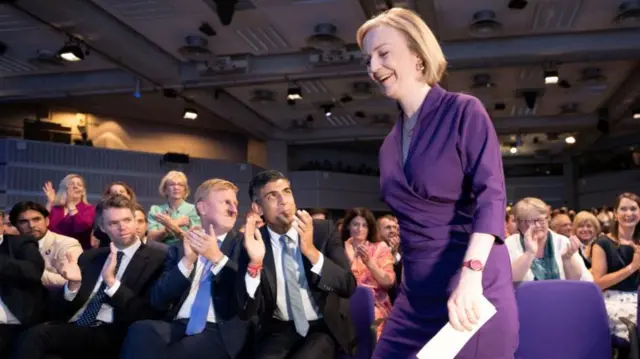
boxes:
[281,235,310,337]
[75,251,124,327]
[186,254,216,335]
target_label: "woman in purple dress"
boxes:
[356,8,518,358]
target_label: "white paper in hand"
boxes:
[416,295,497,359]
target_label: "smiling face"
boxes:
[362,25,424,101]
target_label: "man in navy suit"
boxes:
[121,178,249,359]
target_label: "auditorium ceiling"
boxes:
[0,0,639,157]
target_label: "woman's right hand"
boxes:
[630,245,640,271]
[43,181,55,204]
[524,226,545,255]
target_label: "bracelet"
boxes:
[247,263,263,278]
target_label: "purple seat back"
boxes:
[337,286,375,359]
[515,280,611,359]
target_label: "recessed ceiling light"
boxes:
[183,108,198,120]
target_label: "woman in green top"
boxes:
[147,170,200,244]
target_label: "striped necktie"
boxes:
[280,235,309,337]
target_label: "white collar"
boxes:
[267,226,298,245]
[116,238,142,259]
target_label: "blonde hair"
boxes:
[54,174,88,206]
[572,211,601,237]
[356,7,447,86]
[513,197,549,220]
[158,170,190,199]
[194,178,239,204]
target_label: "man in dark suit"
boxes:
[239,170,357,359]
[121,178,249,359]
[0,232,46,356]
[11,194,166,359]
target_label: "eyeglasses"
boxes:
[519,217,548,226]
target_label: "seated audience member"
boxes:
[148,171,200,245]
[550,213,573,238]
[343,208,395,339]
[505,208,517,237]
[0,225,46,356]
[571,211,601,269]
[43,174,95,250]
[121,179,248,359]
[11,195,166,359]
[506,197,592,283]
[377,215,401,303]
[308,208,328,221]
[133,203,148,242]
[92,181,137,248]
[2,211,19,235]
[598,210,614,234]
[10,201,83,287]
[591,192,640,341]
[238,170,357,359]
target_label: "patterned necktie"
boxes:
[281,235,310,337]
[186,242,219,335]
[75,251,124,327]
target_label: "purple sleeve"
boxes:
[458,97,506,241]
[48,206,65,233]
[72,204,95,233]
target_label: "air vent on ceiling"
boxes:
[178,35,212,62]
[250,89,276,104]
[469,10,502,37]
[352,81,373,99]
[306,23,345,52]
[614,1,640,24]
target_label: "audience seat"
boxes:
[337,286,375,359]
[515,280,611,359]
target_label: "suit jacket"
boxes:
[151,231,248,359]
[0,235,46,325]
[50,242,166,326]
[237,220,357,355]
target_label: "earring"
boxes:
[416,62,425,72]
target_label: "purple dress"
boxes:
[374,85,519,358]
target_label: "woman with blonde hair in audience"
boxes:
[571,211,601,269]
[43,174,95,249]
[591,192,640,341]
[342,207,395,340]
[505,197,592,283]
[91,181,137,247]
[147,170,200,244]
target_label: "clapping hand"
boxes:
[43,181,55,205]
[244,213,266,265]
[187,224,223,263]
[355,244,371,265]
[292,210,317,258]
[563,235,581,260]
[101,244,119,288]
[56,252,82,282]
[523,226,546,255]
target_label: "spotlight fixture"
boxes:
[183,108,198,120]
[633,109,640,119]
[565,136,576,144]
[322,104,333,117]
[287,86,302,101]
[509,145,518,154]
[544,70,559,85]
[58,39,85,62]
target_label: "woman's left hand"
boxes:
[447,270,483,331]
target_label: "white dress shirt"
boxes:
[0,236,20,324]
[175,232,229,323]
[64,239,142,323]
[245,226,324,321]
[505,230,593,283]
